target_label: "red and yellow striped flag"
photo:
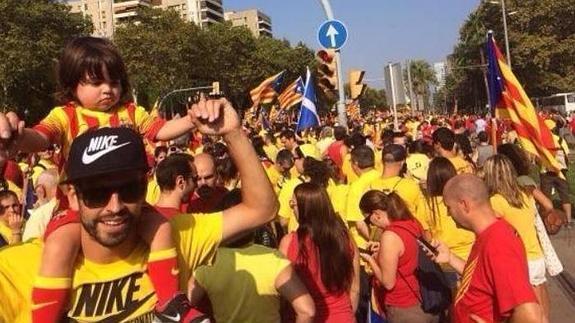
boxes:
[486,32,561,174]
[277,77,304,109]
[250,71,285,107]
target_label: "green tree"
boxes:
[114,8,316,114]
[0,0,91,123]
[360,87,387,111]
[447,0,575,113]
[407,60,437,111]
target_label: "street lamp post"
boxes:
[488,0,512,67]
[500,0,511,67]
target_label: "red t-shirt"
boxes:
[286,233,354,322]
[379,219,422,307]
[452,219,537,323]
[154,205,181,220]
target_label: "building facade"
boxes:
[224,9,272,38]
[67,0,224,38]
[155,0,224,28]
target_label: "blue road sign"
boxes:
[318,20,348,50]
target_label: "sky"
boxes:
[225,0,480,87]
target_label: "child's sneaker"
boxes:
[154,293,210,323]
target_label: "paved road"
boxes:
[548,226,575,323]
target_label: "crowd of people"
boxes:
[0,36,572,323]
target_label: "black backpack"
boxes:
[396,227,452,314]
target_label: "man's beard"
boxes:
[81,210,135,247]
[196,185,215,200]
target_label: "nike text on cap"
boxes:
[63,127,149,183]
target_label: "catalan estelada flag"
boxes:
[250,71,285,106]
[278,77,304,109]
[486,31,562,173]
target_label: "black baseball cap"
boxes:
[62,127,149,183]
[382,144,407,162]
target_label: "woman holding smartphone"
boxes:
[359,190,438,323]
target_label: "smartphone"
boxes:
[417,238,438,256]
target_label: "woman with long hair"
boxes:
[482,154,550,322]
[424,157,475,288]
[359,190,438,323]
[279,182,359,322]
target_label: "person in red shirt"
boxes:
[188,153,228,213]
[359,190,438,323]
[431,174,542,323]
[154,153,197,219]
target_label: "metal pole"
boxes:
[318,0,347,126]
[406,60,416,111]
[389,64,398,130]
[500,0,511,67]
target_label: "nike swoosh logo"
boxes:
[98,292,155,323]
[82,142,131,164]
[160,312,181,322]
[31,300,59,311]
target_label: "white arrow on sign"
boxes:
[326,24,339,47]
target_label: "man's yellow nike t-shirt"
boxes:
[0,212,223,322]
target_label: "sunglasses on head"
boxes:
[77,179,146,208]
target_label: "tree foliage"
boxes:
[406,60,437,111]
[114,7,315,113]
[360,87,387,111]
[445,0,575,113]
[0,0,92,123]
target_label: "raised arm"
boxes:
[188,97,278,243]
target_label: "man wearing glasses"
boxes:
[0,190,24,246]
[0,98,279,322]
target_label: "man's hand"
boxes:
[188,95,240,136]
[429,239,451,264]
[8,212,24,232]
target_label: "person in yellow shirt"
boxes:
[263,132,279,163]
[0,190,25,246]
[0,103,278,323]
[189,192,315,323]
[483,154,549,322]
[406,140,431,186]
[345,145,380,249]
[341,132,368,184]
[432,127,474,174]
[423,158,475,290]
[371,144,428,223]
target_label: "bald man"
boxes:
[432,174,542,323]
[23,169,59,241]
[188,153,229,213]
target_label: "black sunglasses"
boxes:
[77,179,146,208]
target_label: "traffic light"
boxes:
[316,49,338,93]
[348,69,366,100]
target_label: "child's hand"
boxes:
[188,94,240,137]
[0,111,25,164]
